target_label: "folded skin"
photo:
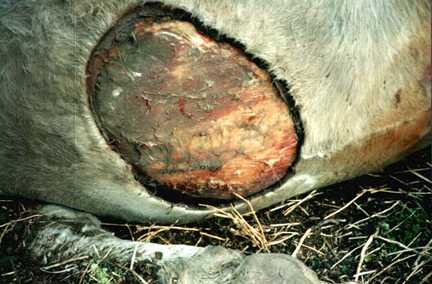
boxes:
[29,205,323,284]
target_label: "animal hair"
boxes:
[0,0,430,222]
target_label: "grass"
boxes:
[0,147,431,283]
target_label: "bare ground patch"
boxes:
[1,148,431,283]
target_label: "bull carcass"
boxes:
[0,0,430,283]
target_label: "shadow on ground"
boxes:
[1,148,431,283]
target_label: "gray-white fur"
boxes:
[30,205,323,284]
[0,0,430,223]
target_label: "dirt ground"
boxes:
[1,147,431,284]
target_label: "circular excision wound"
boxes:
[87,6,298,200]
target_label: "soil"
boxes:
[0,147,430,283]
